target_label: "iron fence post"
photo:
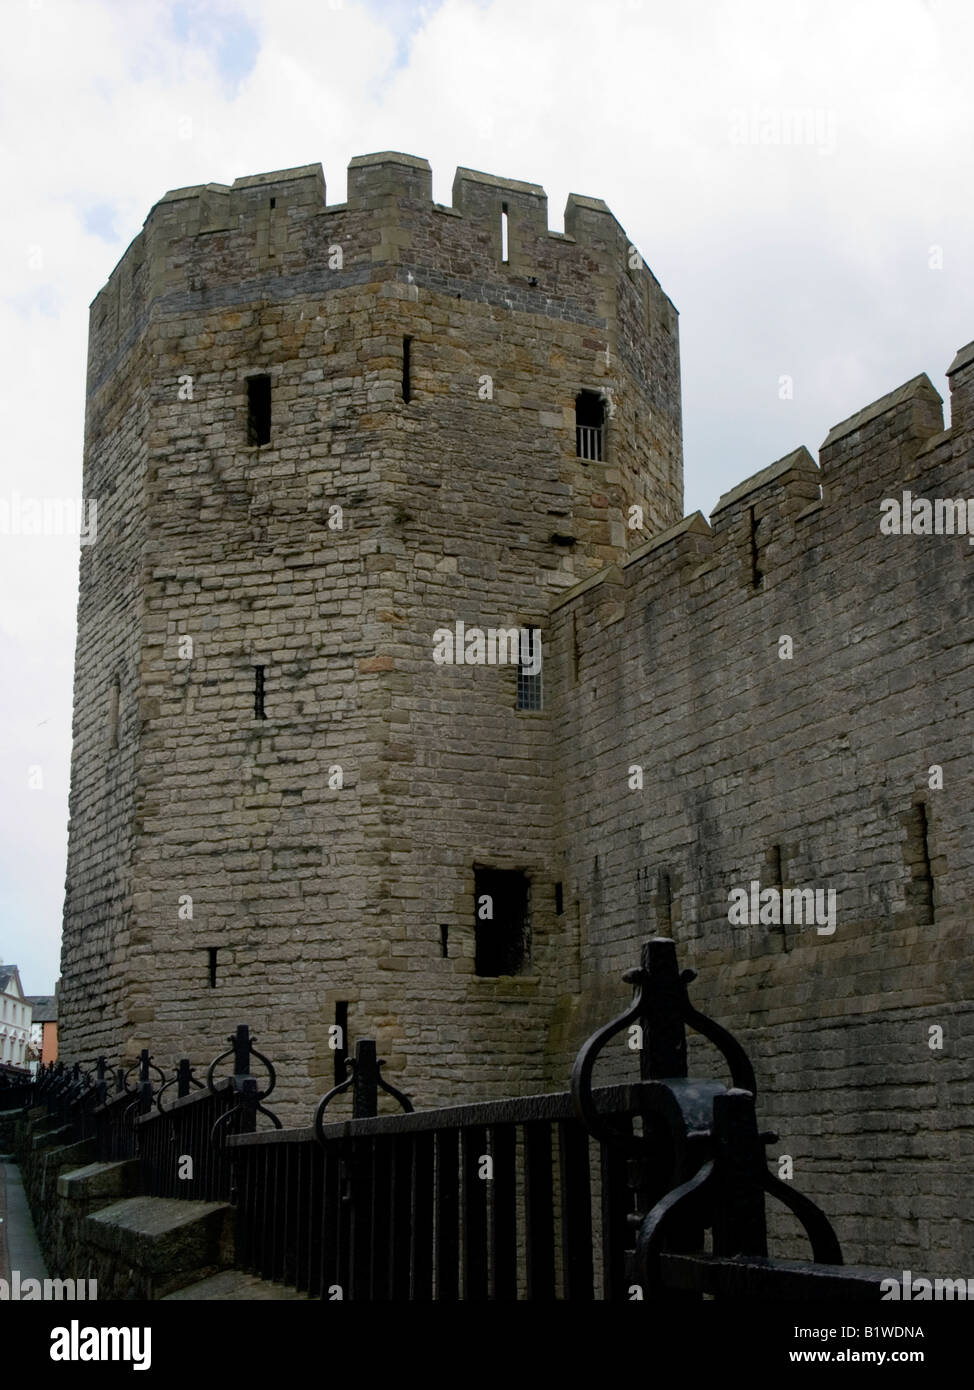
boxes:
[176,1059,192,1099]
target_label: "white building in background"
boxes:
[0,963,31,1071]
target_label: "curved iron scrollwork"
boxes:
[571,939,844,1297]
[313,1038,413,1150]
[570,943,755,1155]
[634,1087,843,1291]
[206,1025,282,1148]
[156,1059,204,1114]
[678,970,756,1096]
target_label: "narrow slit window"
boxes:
[474,867,529,977]
[655,869,673,933]
[439,924,449,958]
[554,883,564,916]
[247,374,271,446]
[402,336,412,403]
[333,1001,348,1086]
[501,203,509,264]
[769,844,783,888]
[108,674,120,749]
[902,801,934,925]
[254,665,266,720]
[575,390,604,461]
[748,506,763,588]
[207,948,218,988]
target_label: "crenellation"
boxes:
[347,150,431,208]
[820,372,944,481]
[946,336,974,433]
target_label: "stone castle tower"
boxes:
[61,152,683,1114]
[62,148,974,1270]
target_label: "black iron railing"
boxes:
[6,942,903,1300]
[227,1074,641,1300]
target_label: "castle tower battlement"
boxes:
[63,154,683,1119]
[89,152,681,484]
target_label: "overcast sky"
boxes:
[1,0,972,995]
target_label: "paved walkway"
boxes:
[0,1159,49,1284]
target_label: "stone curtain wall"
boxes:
[548,356,974,1269]
[61,154,682,1117]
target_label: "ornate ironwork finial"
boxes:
[156,1058,204,1114]
[206,1024,282,1144]
[313,1038,413,1149]
[571,939,843,1295]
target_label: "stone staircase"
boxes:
[11,1104,308,1300]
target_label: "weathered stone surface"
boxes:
[60,151,682,1125]
[162,1269,309,1300]
[57,150,974,1276]
[84,1196,234,1300]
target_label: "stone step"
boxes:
[162,1270,309,1300]
[31,1124,73,1151]
[57,1160,141,1204]
[84,1195,234,1300]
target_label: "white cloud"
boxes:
[2,0,973,990]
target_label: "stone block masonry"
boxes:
[547,360,974,1270]
[61,152,682,1121]
[60,149,973,1272]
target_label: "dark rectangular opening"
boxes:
[247,374,272,446]
[748,506,763,587]
[501,203,509,264]
[333,1001,348,1087]
[555,882,564,916]
[254,665,266,720]
[207,948,218,989]
[769,844,782,888]
[474,867,529,977]
[108,674,120,750]
[402,336,412,403]
[575,390,604,461]
[439,924,449,958]
[902,801,935,925]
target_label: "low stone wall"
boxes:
[11,1106,233,1299]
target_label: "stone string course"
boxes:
[60,151,973,1271]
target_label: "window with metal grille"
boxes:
[575,389,604,461]
[516,639,543,711]
[474,867,529,977]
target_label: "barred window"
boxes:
[517,665,542,711]
[575,389,604,461]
